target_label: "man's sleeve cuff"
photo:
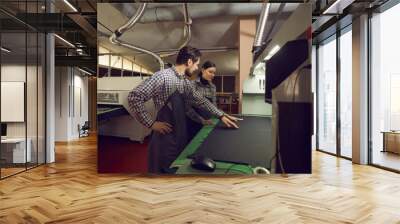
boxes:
[216,110,224,118]
[145,119,155,129]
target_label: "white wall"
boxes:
[1,63,46,164]
[55,67,89,141]
[1,64,26,81]
[1,65,26,139]
[1,65,41,138]
[73,73,89,138]
[55,67,69,141]
[242,95,272,115]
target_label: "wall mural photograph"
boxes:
[96,2,312,175]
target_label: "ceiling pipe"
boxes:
[98,46,238,57]
[112,3,266,23]
[116,4,146,34]
[181,3,192,47]
[249,2,286,77]
[157,46,236,55]
[263,3,286,46]
[109,3,165,71]
[160,3,192,58]
[253,2,270,52]
[250,2,271,76]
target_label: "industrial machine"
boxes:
[97,76,156,142]
[266,38,312,173]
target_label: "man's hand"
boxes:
[151,121,172,134]
[201,119,214,126]
[224,114,243,122]
[220,115,239,129]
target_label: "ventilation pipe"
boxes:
[252,2,270,57]
[109,3,165,71]
[249,2,270,77]
[160,3,192,58]
[113,3,265,23]
[263,3,286,47]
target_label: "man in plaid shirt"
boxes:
[128,46,239,135]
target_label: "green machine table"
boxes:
[170,115,273,174]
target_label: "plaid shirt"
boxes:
[186,77,217,123]
[128,67,224,128]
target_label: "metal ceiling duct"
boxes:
[112,3,265,23]
[249,2,271,76]
[253,3,270,52]
[109,3,165,71]
[250,3,286,76]
[181,3,191,47]
[160,3,192,58]
[263,3,286,46]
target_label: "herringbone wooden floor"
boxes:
[1,135,400,224]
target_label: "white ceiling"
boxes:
[97,3,299,75]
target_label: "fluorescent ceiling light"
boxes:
[323,0,341,14]
[255,62,264,71]
[252,62,265,76]
[78,68,92,76]
[322,0,355,15]
[54,34,75,48]
[264,45,280,60]
[63,0,78,12]
[1,47,11,53]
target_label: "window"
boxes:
[390,75,400,130]
[110,55,122,69]
[123,59,133,71]
[370,2,400,171]
[312,46,317,150]
[317,35,337,154]
[339,27,352,158]
[98,46,110,67]
[0,2,46,179]
[133,63,141,73]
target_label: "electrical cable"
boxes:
[252,166,270,174]
[214,164,252,174]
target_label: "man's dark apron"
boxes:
[148,91,187,173]
[186,97,213,143]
